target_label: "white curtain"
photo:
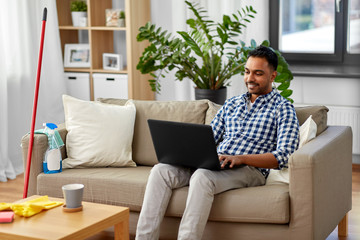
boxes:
[151,0,269,101]
[0,0,66,182]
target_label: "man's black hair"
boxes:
[247,45,278,71]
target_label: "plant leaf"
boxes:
[280,89,293,98]
[261,40,270,47]
[277,81,290,90]
[223,15,231,29]
[250,39,257,48]
[186,18,196,28]
[177,31,203,57]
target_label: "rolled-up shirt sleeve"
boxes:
[271,102,300,170]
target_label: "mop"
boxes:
[23,7,47,198]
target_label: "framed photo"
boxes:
[105,9,120,27]
[103,53,122,71]
[64,44,90,68]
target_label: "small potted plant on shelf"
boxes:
[70,0,87,27]
[136,1,294,104]
[118,10,125,27]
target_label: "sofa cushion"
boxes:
[98,99,210,166]
[62,95,136,168]
[37,167,151,211]
[37,167,289,224]
[205,101,222,125]
[295,105,328,136]
[96,98,128,106]
[167,184,289,224]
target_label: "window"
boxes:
[270,0,360,66]
[348,0,360,54]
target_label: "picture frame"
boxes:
[105,9,120,27]
[103,53,122,71]
[64,44,90,68]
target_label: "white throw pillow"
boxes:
[62,95,136,168]
[298,115,317,148]
[266,115,317,185]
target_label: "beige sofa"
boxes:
[21,99,352,240]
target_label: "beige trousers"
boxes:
[136,163,266,240]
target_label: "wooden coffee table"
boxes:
[0,195,129,240]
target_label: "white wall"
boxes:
[292,75,360,164]
[291,76,360,107]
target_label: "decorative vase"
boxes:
[194,87,227,105]
[71,12,87,27]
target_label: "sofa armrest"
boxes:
[21,123,68,196]
[289,126,352,240]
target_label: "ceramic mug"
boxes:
[62,183,84,208]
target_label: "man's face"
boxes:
[244,56,277,101]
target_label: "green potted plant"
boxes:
[137,1,294,104]
[118,10,125,27]
[70,0,87,27]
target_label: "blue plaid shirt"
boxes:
[211,89,299,178]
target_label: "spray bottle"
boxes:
[43,123,62,174]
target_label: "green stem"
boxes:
[218,48,241,79]
[216,63,244,89]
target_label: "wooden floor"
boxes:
[326,164,360,240]
[1,165,359,239]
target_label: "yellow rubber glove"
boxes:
[0,196,63,217]
[0,203,12,211]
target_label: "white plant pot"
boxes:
[118,19,125,27]
[71,12,87,27]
